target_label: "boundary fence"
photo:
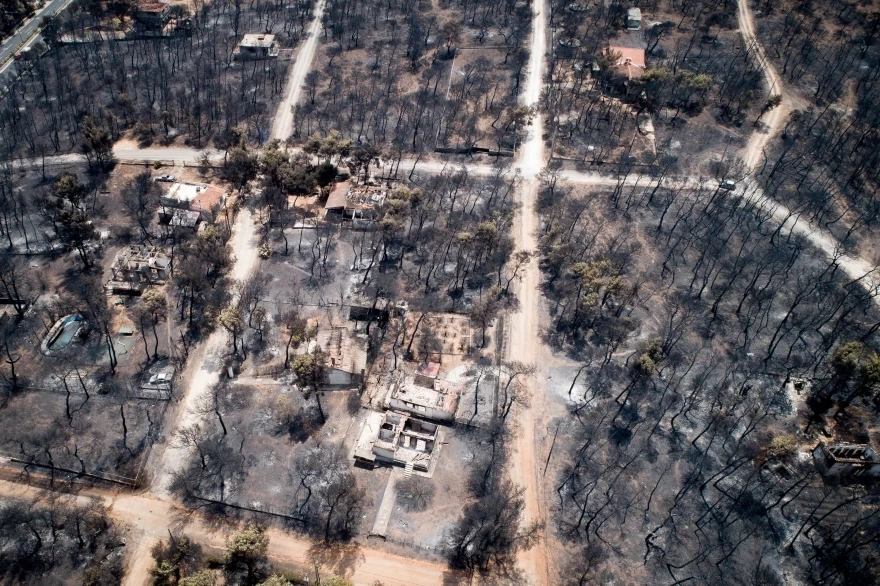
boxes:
[9,457,139,487]
[191,495,306,523]
[370,534,441,554]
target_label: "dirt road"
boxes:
[738,0,788,170]
[0,478,449,586]
[271,0,326,141]
[150,208,259,499]
[734,0,878,300]
[131,207,260,586]
[737,0,809,170]
[736,182,879,299]
[505,1,550,584]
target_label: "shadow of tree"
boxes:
[442,569,471,585]
[306,539,364,579]
[440,563,527,586]
[485,564,529,585]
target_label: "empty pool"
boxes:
[42,314,85,354]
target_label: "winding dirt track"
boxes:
[737,0,788,170]
[735,0,878,301]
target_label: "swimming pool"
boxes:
[44,314,84,352]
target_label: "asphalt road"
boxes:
[0,0,71,75]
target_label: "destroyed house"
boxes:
[813,442,880,478]
[133,0,171,29]
[313,328,368,388]
[324,181,387,221]
[354,411,438,471]
[387,373,460,422]
[235,34,280,60]
[106,246,171,294]
[158,207,200,230]
[162,183,225,221]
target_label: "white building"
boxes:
[626,7,642,30]
[354,411,439,472]
[235,34,280,60]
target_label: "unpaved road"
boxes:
[141,0,320,501]
[506,1,550,584]
[736,0,809,170]
[734,0,878,301]
[131,207,260,585]
[736,181,879,298]
[151,207,259,499]
[738,0,788,170]
[271,0,326,141]
[508,174,549,586]
[0,478,449,586]
[5,2,878,585]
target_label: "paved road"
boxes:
[0,0,71,76]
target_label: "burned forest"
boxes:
[0,0,878,584]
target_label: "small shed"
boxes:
[349,304,389,323]
[627,7,642,30]
[415,362,441,388]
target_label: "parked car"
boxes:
[154,174,176,182]
[719,179,736,191]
